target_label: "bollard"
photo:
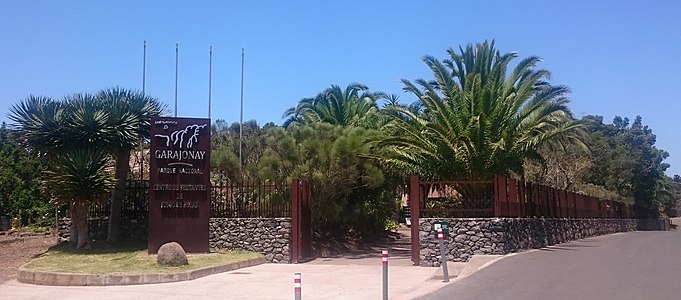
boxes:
[382,250,389,300]
[294,273,302,300]
[438,228,449,282]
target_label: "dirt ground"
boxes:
[0,233,57,283]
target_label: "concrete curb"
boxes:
[456,255,506,279]
[427,255,506,282]
[17,257,266,286]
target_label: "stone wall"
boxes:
[636,218,672,231]
[58,217,292,263]
[419,218,637,267]
[209,218,291,263]
[57,217,147,242]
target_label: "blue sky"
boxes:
[1,1,679,175]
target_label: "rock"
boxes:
[454,234,467,242]
[157,242,188,266]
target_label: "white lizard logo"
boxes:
[155,124,207,148]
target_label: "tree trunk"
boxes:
[72,200,91,249]
[68,202,78,248]
[107,149,131,242]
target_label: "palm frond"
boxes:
[375,40,585,180]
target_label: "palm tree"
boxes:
[381,94,402,109]
[283,83,386,128]
[9,89,164,247]
[45,147,114,249]
[378,40,586,180]
[9,94,116,248]
[7,96,67,154]
[95,87,166,242]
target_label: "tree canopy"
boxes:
[0,123,50,226]
[377,40,586,180]
[283,83,386,128]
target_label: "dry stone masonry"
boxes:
[57,217,147,242]
[209,218,291,263]
[419,218,637,267]
[59,217,292,263]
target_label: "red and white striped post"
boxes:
[437,228,449,282]
[294,273,302,300]
[382,250,389,300]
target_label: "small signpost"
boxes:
[435,222,450,282]
[433,221,450,235]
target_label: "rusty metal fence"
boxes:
[88,180,292,219]
[407,176,632,221]
[493,176,633,219]
[416,180,495,218]
[210,180,290,218]
[88,180,149,219]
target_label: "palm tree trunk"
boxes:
[107,149,131,242]
[72,200,91,249]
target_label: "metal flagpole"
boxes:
[175,43,178,117]
[208,46,212,119]
[143,41,147,93]
[140,40,147,181]
[239,48,244,170]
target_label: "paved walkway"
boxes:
[0,254,483,300]
[0,224,504,299]
[3,225,666,299]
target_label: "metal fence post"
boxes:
[409,176,421,266]
[438,228,449,282]
[291,179,300,263]
[294,273,301,300]
[382,250,389,300]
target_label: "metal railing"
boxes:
[409,176,632,219]
[211,180,290,218]
[493,176,632,219]
[87,180,291,219]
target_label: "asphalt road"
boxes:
[418,231,681,300]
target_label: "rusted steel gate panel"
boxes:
[409,176,421,266]
[290,179,312,263]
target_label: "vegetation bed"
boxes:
[23,242,262,275]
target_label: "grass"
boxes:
[23,241,263,275]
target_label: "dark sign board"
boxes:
[148,117,211,253]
